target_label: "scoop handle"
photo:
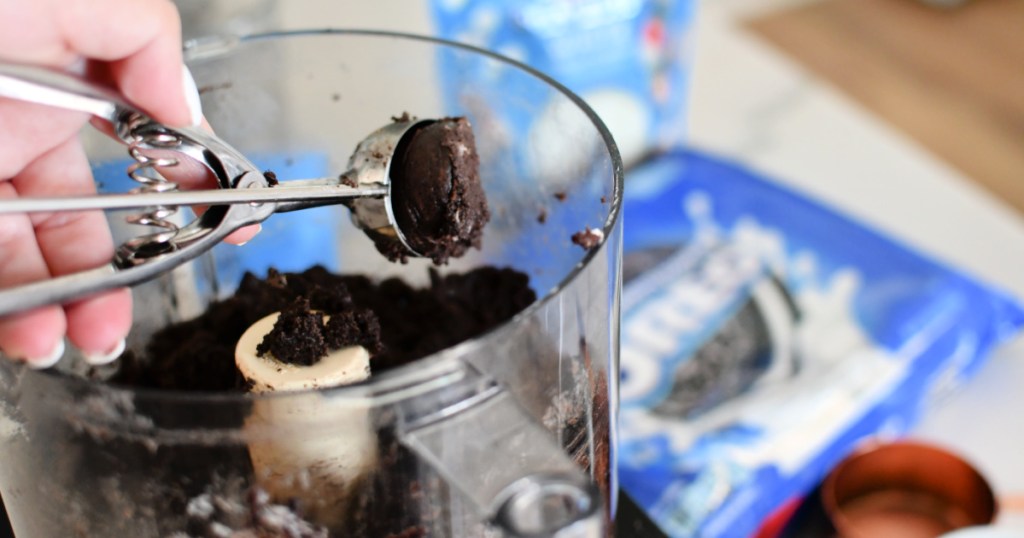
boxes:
[0,172,273,319]
[0,62,127,123]
[0,182,387,214]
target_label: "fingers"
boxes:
[12,138,131,363]
[0,100,87,180]
[0,0,202,366]
[57,0,193,127]
[0,0,193,126]
[65,291,131,365]
[224,225,262,245]
[0,310,66,368]
[0,181,67,366]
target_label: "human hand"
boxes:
[0,0,254,368]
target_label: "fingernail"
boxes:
[236,224,262,246]
[182,64,203,127]
[27,340,65,370]
[83,338,126,366]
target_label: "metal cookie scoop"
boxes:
[0,63,446,317]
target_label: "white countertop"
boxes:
[690,0,1024,530]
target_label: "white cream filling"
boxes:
[235,312,371,392]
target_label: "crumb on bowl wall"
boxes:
[571,227,604,250]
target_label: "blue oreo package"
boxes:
[617,151,1024,537]
[430,0,698,166]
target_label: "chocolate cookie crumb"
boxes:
[537,208,548,224]
[339,171,358,188]
[325,309,383,355]
[391,112,413,123]
[601,196,607,204]
[255,288,384,367]
[389,117,490,265]
[266,268,288,288]
[264,170,279,186]
[554,191,567,202]
[113,265,533,390]
[571,227,604,250]
[258,297,327,366]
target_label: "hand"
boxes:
[0,0,251,368]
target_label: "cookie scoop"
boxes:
[0,58,489,316]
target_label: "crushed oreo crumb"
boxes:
[339,171,358,188]
[113,265,534,390]
[325,309,383,355]
[257,298,328,366]
[571,227,604,250]
[387,117,489,265]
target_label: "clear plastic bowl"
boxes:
[0,30,622,538]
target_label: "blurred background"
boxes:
[747,0,1023,216]
[170,1,1024,536]
[177,0,1024,217]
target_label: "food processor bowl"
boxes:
[0,30,622,538]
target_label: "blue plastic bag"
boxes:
[617,150,1024,537]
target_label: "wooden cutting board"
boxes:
[748,0,1024,214]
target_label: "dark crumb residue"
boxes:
[325,309,383,355]
[554,192,568,202]
[571,227,603,250]
[257,298,327,366]
[601,196,608,204]
[391,112,414,123]
[339,172,357,188]
[331,93,341,102]
[264,170,279,186]
[388,117,489,265]
[257,291,384,367]
[112,265,535,390]
[537,208,548,224]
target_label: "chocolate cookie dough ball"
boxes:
[390,117,490,265]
